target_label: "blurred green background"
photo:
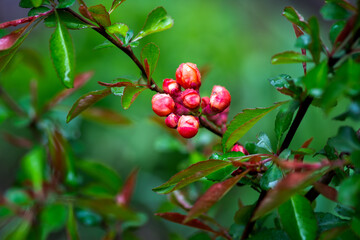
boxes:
[0,0,357,239]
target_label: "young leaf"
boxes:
[67,205,80,240]
[307,17,321,64]
[40,204,68,239]
[152,160,232,194]
[271,51,313,64]
[49,10,75,88]
[328,126,360,153]
[3,219,31,240]
[28,6,51,16]
[338,174,360,210]
[279,194,317,240]
[155,212,223,236]
[45,10,92,29]
[133,7,174,42]
[320,3,350,20]
[31,0,44,8]
[0,24,30,51]
[140,43,160,79]
[260,163,283,191]
[106,23,129,36]
[122,86,146,110]
[110,0,126,14]
[222,101,287,152]
[253,171,323,220]
[66,88,111,123]
[21,147,45,193]
[275,101,299,142]
[185,171,247,222]
[81,107,131,126]
[116,169,138,206]
[58,0,76,9]
[256,132,273,153]
[301,60,328,97]
[282,7,310,33]
[313,182,338,202]
[88,5,111,27]
[316,212,348,233]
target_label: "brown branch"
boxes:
[199,116,223,137]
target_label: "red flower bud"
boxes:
[231,144,248,155]
[151,93,175,117]
[175,63,201,89]
[181,89,201,109]
[177,115,199,138]
[201,96,210,109]
[165,113,180,128]
[210,85,231,113]
[163,78,180,95]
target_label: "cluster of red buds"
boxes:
[152,63,232,138]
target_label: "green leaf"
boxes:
[20,0,35,8]
[31,0,43,8]
[152,160,232,194]
[141,43,160,79]
[260,164,283,191]
[76,160,122,193]
[66,88,111,123]
[275,101,299,142]
[271,51,313,64]
[302,60,328,97]
[185,173,246,222]
[268,74,303,98]
[282,7,310,33]
[248,229,290,240]
[88,5,111,27]
[278,194,317,240]
[5,188,33,206]
[106,23,129,37]
[49,10,75,88]
[21,147,45,193]
[45,10,92,29]
[58,0,76,9]
[338,174,360,210]
[110,0,126,13]
[67,205,79,240]
[329,20,346,44]
[28,6,50,16]
[256,132,273,153]
[321,3,350,20]
[40,204,67,240]
[295,34,312,49]
[316,212,348,233]
[122,86,146,110]
[4,219,31,240]
[206,152,244,182]
[334,204,355,218]
[133,7,174,42]
[222,101,287,152]
[307,17,322,64]
[328,126,360,153]
[75,209,102,226]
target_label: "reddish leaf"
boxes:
[44,71,93,112]
[185,170,248,222]
[334,15,356,47]
[169,191,192,211]
[313,182,338,202]
[116,169,138,206]
[97,81,134,87]
[66,88,111,123]
[81,107,131,125]
[3,133,32,149]
[294,137,313,163]
[48,129,67,182]
[155,212,223,236]
[88,5,111,27]
[277,160,324,171]
[121,86,146,110]
[252,171,323,220]
[0,25,28,51]
[0,11,51,29]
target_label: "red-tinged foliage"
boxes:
[277,160,325,171]
[333,15,356,49]
[43,72,93,112]
[252,171,321,220]
[0,10,51,29]
[185,170,248,222]
[3,132,33,149]
[313,182,338,202]
[48,129,67,183]
[155,212,230,239]
[116,169,139,206]
[0,25,29,51]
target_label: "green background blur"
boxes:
[0,0,357,239]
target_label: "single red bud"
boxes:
[231,144,249,155]
[210,85,231,112]
[163,78,180,95]
[175,63,201,89]
[151,93,175,117]
[181,89,201,109]
[201,96,210,109]
[165,113,180,128]
[177,115,199,138]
